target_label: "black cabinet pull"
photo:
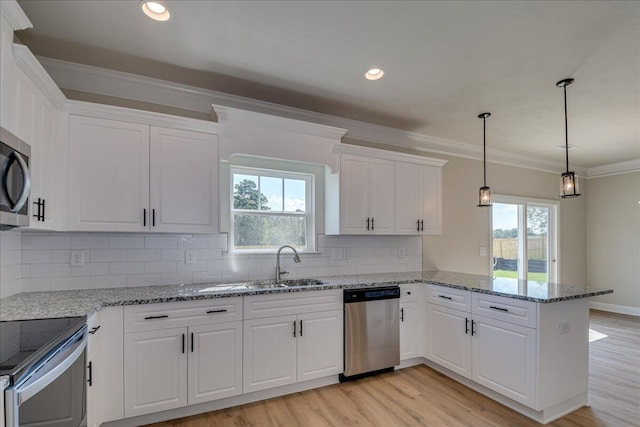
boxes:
[465,318,469,334]
[438,295,453,300]
[366,218,370,230]
[152,209,156,227]
[471,320,476,336]
[206,309,228,314]
[293,321,297,337]
[87,361,93,386]
[407,291,411,295]
[89,326,101,335]
[144,315,168,320]
[299,320,303,336]
[143,208,147,227]
[371,218,374,230]
[400,307,404,322]
[489,306,509,312]
[41,198,45,221]
[182,333,185,353]
[420,220,424,231]
[191,332,194,353]
[32,198,45,221]
[417,220,420,231]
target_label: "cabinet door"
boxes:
[395,162,424,234]
[425,303,471,378]
[124,327,187,418]
[472,315,536,407]
[243,315,297,393]
[297,310,343,382]
[69,116,149,231]
[400,301,422,360]
[150,127,218,233]
[368,158,395,234]
[339,154,369,233]
[188,322,242,405]
[421,165,442,234]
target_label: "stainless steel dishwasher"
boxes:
[340,286,400,381]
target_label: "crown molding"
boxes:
[586,159,640,178]
[12,44,66,109]
[0,0,31,31]
[37,56,587,175]
[333,144,448,168]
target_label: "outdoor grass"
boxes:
[493,269,548,282]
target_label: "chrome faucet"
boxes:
[275,245,301,282]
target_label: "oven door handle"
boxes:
[7,326,86,408]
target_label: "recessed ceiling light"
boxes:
[365,68,384,81]
[140,1,171,22]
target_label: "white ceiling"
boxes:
[15,0,640,169]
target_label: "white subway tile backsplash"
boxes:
[145,236,178,249]
[90,249,128,263]
[7,232,422,293]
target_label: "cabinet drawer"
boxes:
[400,283,422,302]
[472,293,537,328]
[426,284,471,312]
[124,297,242,332]
[244,290,342,319]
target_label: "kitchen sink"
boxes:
[247,279,325,289]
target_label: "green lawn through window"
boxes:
[493,269,548,282]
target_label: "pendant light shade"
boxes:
[556,78,581,198]
[478,112,492,207]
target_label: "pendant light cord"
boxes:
[483,116,487,186]
[563,84,569,173]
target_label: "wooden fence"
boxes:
[493,238,547,260]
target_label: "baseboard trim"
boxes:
[590,302,640,317]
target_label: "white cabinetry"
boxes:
[339,154,394,234]
[123,298,243,418]
[69,115,219,233]
[425,285,537,408]
[399,284,423,360]
[326,145,447,235]
[395,162,442,235]
[0,44,65,230]
[243,291,343,393]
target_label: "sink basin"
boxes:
[247,279,325,289]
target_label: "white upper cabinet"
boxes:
[69,115,220,233]
[395,161,442,235]
[339,154,395,234]
[327,145,446,235]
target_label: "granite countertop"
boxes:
[0,375,8,391]
[0,271,613,321]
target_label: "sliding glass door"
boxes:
[491,197,558,283]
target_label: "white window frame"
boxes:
[490,195,560,283]
[230,165,315,253]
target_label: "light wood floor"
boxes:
[147,310,639,426]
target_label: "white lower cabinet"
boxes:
[243,290,343,394]
[424,285,538,408]
[123,299,243,418]
[399,284,424,360]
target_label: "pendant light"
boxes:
[556,78,581,198]
[477,112,492,207]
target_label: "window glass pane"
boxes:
[260,176,283,211]
[492,203,519,279]
[233,174,268,210]
[284,178,306,212]
[233,214,306,250]
[527,206,549,282]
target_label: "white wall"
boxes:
[587,172,640,313]
[0,229,22,298]
[18,232,421,292]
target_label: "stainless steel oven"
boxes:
[1,317,87,427]
[0,127,31,230]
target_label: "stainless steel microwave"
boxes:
[0,127,31,230]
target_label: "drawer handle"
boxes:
[144,315,169,320]
[438,295,453,300]
[489,306,509,312]
[206,309,228,314]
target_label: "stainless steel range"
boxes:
[1,316,87,427]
